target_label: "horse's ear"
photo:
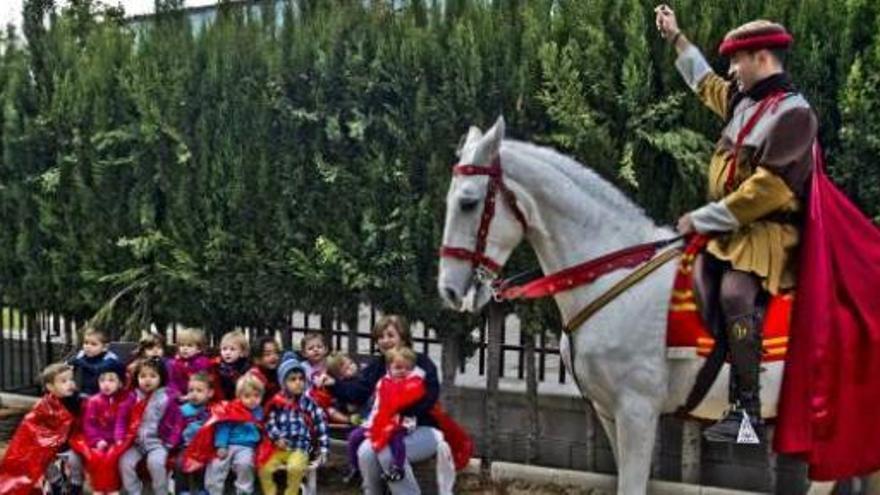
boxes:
[457,126,483,158]
[484,115,505,155]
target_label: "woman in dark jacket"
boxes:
[329,315,441,494]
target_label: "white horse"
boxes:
[437,117,841,494]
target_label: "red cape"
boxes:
[68,393,128,492]
[369,375,426,452]
[774,144,880,480]
[0,395,75,495]
[181,399,267,473]
[430,405,474,471]
[69,433,127,491]
[309,386,335,411]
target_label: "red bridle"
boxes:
[439,157,528,275]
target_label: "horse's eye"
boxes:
[460,197,479,213]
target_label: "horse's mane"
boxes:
[503,139,647,221]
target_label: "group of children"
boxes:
[0,325,432,495]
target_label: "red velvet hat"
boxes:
[718,20,793,56]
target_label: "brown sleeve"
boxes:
[756,106,818,198]
[721,105,818,225]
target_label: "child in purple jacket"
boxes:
[73,361,128,494]
[167,328,212,400]
[117,357,183,495]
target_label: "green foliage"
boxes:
[0,0,877,340]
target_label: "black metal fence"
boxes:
[0,306,568,395]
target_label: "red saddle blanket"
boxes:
[666,235,792,362]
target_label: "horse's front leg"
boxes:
[615,395,660,495]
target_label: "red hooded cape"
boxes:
[368,374,473,471]
[0,395,75,495]
[69,394,127,492]
[68,433,128,491]
[181,399,268,473]
[774,144,880,480]
[369,375,426,452]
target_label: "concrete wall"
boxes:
[447,385,812,494]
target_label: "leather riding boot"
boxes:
[704,312,764,443]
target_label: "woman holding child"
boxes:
[326,314,448,495]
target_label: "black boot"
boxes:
[704,313,764,444]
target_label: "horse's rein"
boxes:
[439,155,683,332]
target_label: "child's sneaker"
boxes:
[383,465,405,482]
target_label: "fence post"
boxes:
[345,305,358,355]
[440,330,460,411]
[319,309,333,350]
[483,302,504,468]
[524,327,539,464]
[681,419,702,484]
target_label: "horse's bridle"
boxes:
[440,154,682,318]
[439,156,527,279]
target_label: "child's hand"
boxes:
[316,373,334,387]
[96,440,108,451]
[217,448,228,459]
[402,416,417,433]
[275,439,289,450]
[349,414,363,426]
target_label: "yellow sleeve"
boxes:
[722,166,795,225]
[696,74,732,120]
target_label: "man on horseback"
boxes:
[655,5,818,443]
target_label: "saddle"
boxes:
[667,235,792,360]
[666,235,792,413]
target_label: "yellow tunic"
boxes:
[695,74,814,294]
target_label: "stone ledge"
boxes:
[490,461,765,494]
[0,392,38,410]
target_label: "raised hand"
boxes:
[654,4,680,41]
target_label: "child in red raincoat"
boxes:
[0,362,82,495]
[204,375,264,495]
[69,361,128,494]
[348,347,426,482]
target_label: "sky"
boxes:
[1,0,219,31]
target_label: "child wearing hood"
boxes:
[259,359,329,495]
[72,361,129,494]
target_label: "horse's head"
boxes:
[438,116,527,312]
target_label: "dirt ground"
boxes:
[0,406,611,494]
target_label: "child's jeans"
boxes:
[204,445,255,495]
[347,426,406,473]
[258,448,309,495]
[119,444,169,495]
[45,449,84,488]
[175,453,206,494]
